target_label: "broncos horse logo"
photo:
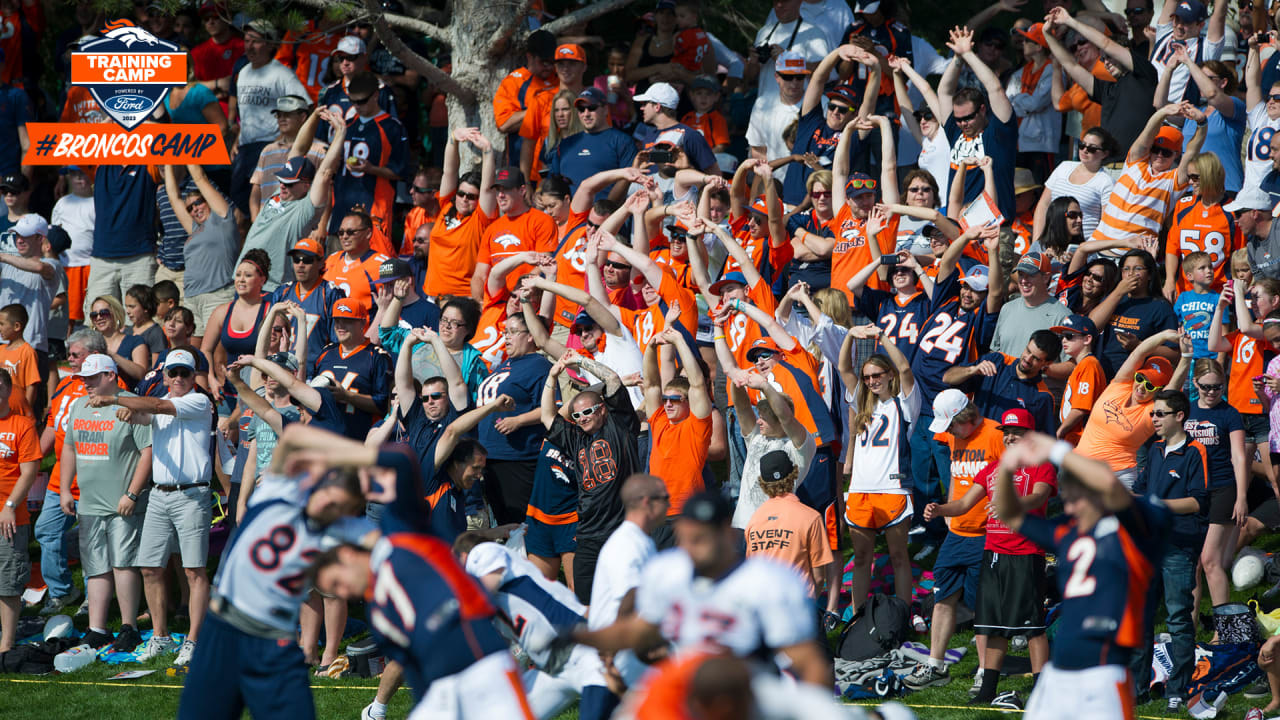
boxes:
[101,19,161,47]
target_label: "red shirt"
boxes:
[977,459,1057,555]
[191,35,245,81]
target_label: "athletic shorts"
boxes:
[1206,483,1238,526]
[525,517,578,557]
[844,492,912,530]
[1242,413,1269,446]
[1024,663,1135,720]
[0,524,30,596]
[409,650,535,720]
[79,512,144,577]
[137,486,212,569]
[932,532,985,610]
[974,551,1046,638]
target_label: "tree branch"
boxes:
[355,0,475,103]
[485,0,537,57]
[540,0,639,36]
[286,0,452,44]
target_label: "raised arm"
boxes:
[162,164,194,234]
[745,371,809,448]
[1048,8,1132,71]
[1129,103,1178,163]
[1176,104,1208,185]
[804,46,856,116]
[188,163,230,219]
[226,361,284,434]
[440,128,461,198]
[1116,328,1180,379]
[659,327,712,418]
[641,341,662,417]
[598,231,663,289]
[309,109,347,207]
[831,124,857,213]
[255,356,322,412]
[1248,38,1266,109]
[436,395,515,468]
[540,355,566,430]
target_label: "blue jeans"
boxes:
[910,411,951,539]
[1133,545,1198,697]
[724,410,748,503]
[33,490,76,598]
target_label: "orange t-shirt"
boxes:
[274,23,342,101]
[519,91,557,179]
[551,209,593,328]
[722,279,780,400]
[0,410,41,525]
[399,205,439,257]
[478,208,559,291]
[680,110,729,149]
[1075,381,1154,472]
[0,342,40,418]
[1228,331,1266,416]
[1060,354,1107,445]
[648,407,713,515]
[618,269,697,356]
[324,249,388,310]
[47,376,88,500]
[426,196,492,298]
[935,417,1004,537]
[493,67,557,131]
[470,294,510,369]
[745,493,833,597]
[828,206,896,302]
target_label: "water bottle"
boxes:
[53,645,96,673]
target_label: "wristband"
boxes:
[125,491,139,502]
[714,334,726,341]
[1049,440,1072,468]
[1181,352,1194,358]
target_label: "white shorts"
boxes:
[409,651,535,720]
[1024,662,1134,720]
[525,644,608,719]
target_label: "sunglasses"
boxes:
[456,190,479,200]
[669,232,688,242]
[752,350,777,361]
[646,493,671,502]
[912,109,934,121]
[336,228,369,236]
[1269,94,1280,103]
[811,190,831,199]
[847,178,876,190]
[605,261,632,271]
[953,110,980,124]
[335,53,359,62]
[185,198,206,212]
[1064,210,1083,220]
[1069,41,1088,52]
[349,94,375,104]
[778,74,806,82]
[1134,373,1163,392]
[291,254,319,264]
[907,185,932,193]
[1150,146,1175,158]
[862,369,887,382]
[166,367,193,379]
[1059,332,1082,341]
[422,392,446,401]
[662,395,687,404]
[1079,143,1105,154]
[828,104,852,115]
[577,104,601,112]
[571,403,603,421]
[89,309,112,320]
[1085,272,1107,282]
[411,185,437,194]
[1149,409,1176,418]
[1124,6,1148,14]
[1188,173,1200,182]
[1197,382,1224,393]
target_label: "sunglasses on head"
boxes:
[166,367,193,379]
[571,403,603,421]
[847,178,876,190]
[1134,372,1163,392]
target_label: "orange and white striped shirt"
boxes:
[1089,159,1186,245]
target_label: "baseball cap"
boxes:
[1051,313,1098,337]
[1013,167,1041,195]
[746,337,782,362]
[571,310,597,333]
[45,225,72,256]
[959,265,990,292]
[290,236,324,258]
[1137,356,1174,388]
[709,271,749,296]
[0,174,29,193]
[855,0,882,13]
[164,349,197,371]
[825,85,859,106]
[59,165,84,176]
[554,44,587,63]
[332,36,366,56]
[1154,126,1184,153]
[372,257,412,284]
[492,166,526,190]
[575,87,607,108]
[244,19,279,42]
[846,172,877,198]
[691,75,720,93]
[1173,0,1208,22]
[1014,251,1052,276]
[775,51,811,75]
[977,26,1008,47]
[13,213,48,237]
[266,351,299,373]
[272,95,309,114]
[527,29,556,60]
[681,491,732,525]
[76,354,118,377]
[332,300,367,321]
[747,195,769,216]
[634,82,679,109]
[1015,22,1048,47]
[760,450,795,482]
[656,0,676,9]
[929,388,970,433]
[997,408,1035,431]
[716,152,738,175]
[276,157,316,184]
[1226,186,1274,213]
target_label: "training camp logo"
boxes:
[74,20,184,131]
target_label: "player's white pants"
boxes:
[524,644,608,719]
[1024,662,1134,720]
[408,651,535,720]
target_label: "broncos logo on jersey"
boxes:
[493,233,523,249]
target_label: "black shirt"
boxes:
[1090,55,1159,155]
[546,385,642,539]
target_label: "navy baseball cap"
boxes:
[709,271,748,296]
[575,87,607,108]
[276,157,316,184]
[1173,0,1208,22]
[1051,314,1098,337]
[681,491,732,525]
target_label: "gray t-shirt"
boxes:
[65,392,153,516]
[239,197,322,290]
[246,397,301,480]
[1250,226,1280,281]
[989,295,1070,358]
[0,256,61,352]
[184,208,240,296]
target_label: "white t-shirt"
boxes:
[845,384,921,494]
[765,0,852,55]
[1042,161,1116,242]
[235,60,310,146]
[745,97,804,183]
[50,194,95,267]
[752,19,830,102]
[151,391,213,486]
[917,133,951,193]
[1245,101,1280,192]
[1151,23,1224,104]
[589,520,656,685]
[733,430,816,529]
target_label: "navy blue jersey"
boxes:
[1184,403,1244,489]
[909,271,998,409]
[267,280,346,369]
[855,288,930,365]
[527,440,579,524]
[399,399,466,541]
[476,353,552,461]
[317,78,397,143]
[1018,495,1170,670]
[962,351,1057,432]
[549,129,638,197]
[396,297,441,333]
[775,210,833,293]
[1134,438,1209,548]
[782,106,859,205]
[367,533,507,701]
[944,113,1019,222]
[312,342,391,440]
[93,165,157,259]
[329,111,409,239]
[0,84,31,176]
[307,387,348,436]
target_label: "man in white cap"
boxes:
[632,82,719,173]
[746,51,812,182]
[747,0,829,100]
[0,213,60,363]
[89,349,214,668]
[318,35,396,141]
[1227,187,1280,279]
[59,354,153,653]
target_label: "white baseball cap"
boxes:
[959,264,990,292]
[164,349,197,371]
[1225,186,1274,213]
[75,353,117,377]
[13,213,48,237]
[332,35,366,56]
[929,388,970,433]
[633,82,679,109]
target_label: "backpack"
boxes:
[836,593,909,661]
[0,638,73,675]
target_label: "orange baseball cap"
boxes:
[555,44,586,63]
[746,337,782,361]
[290,237,324,258]
[332,299,367,321]
[1154,126,1184,153]
[1137,356,1174,388]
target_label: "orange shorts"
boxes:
[844,492,912,530]
[66,265,90,322]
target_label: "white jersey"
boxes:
[465,542,586,673]
[845,384,920,494]
[213,472,372,633]
[636,549,814,657]
[1245,102,1280,192]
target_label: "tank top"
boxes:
[220,298,270,397]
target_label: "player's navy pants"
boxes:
[177,611,315,720]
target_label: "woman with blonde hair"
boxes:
[524,89,585,182]
[837,323,920,615]
[88,295,150,386]
[1163,152,1240,302]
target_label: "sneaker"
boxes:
[1245,678,1271,699]
[81,629,116,649]
[968,668,985,699]
[1244,708,1263,720]
[990,691,1024,710]
[38,586,83,616]
[111,625,143,653]
[908,524,927,536]
[361,703,386,720]
[137,635,177,661]
[1167,696,1184,712]
[903,663,951,690]
[173,639,195,667]
[912,544,937,562]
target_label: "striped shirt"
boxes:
[1089,159,1185,245]
[154,176,201,271]
[1042,161,1115,242]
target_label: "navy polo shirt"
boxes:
[1133,437,1209,549]
[962,351,1057,433]
[550,128,638,197]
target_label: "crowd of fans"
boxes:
[7,0,1280,716]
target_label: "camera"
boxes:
[755,45,773,63]
[648,147,676,164]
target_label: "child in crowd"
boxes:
[1053,314,1105,444]
[672,0,713,74]
[0,304,40,419]
[153,280,180,325]
[682,76,730,153]
[1175,251,1220,398]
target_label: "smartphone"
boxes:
[880,256,899,266]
